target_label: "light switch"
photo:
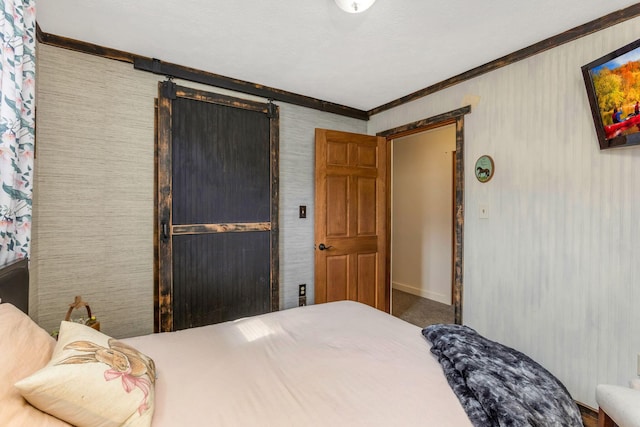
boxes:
[479,204,489,219]
[299,205,307,218]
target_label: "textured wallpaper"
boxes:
[33,43,366,338]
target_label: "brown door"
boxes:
[314,129,389,312]
[156,82,279,332]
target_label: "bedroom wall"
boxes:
[368,17,640,408]
[32,43,366,339]
[392,126,455,304]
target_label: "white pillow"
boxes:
[15,321,156,427]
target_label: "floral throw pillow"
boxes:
[15,321,155,427]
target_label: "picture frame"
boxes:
[474,155,494,183]
[582,38,640,150]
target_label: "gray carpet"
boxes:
[392,289,454,328]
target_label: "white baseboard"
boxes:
[392,281,451,305]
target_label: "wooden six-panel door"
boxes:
[156,82,279,332]
[314,129,388,312]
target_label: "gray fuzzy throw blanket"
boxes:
[422,324,583,427]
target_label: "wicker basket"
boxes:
[65,296,100,331]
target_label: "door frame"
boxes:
[377,105,470,324]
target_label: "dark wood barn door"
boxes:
[156,82,279,332]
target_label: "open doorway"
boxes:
[377,106,469,327]
[390,125,456,327]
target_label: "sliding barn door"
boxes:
[156,82,279,332]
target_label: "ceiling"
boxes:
[37,0,640,112]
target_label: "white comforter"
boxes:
[123,301,472,427]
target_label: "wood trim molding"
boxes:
[452,116,465,325]
[35,26,369,121]
[37,26,136,64]
[576,401,599,427]
[36,3,640,119]
[377,106,471,138]
[172,223,272,235]
[134,58,368,120]
[175,84,273,113]
[269,103,281,313]
[368,4,640,116]
[156,82,174,333]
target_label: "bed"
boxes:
[0,259,585,427]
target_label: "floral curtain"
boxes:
[0,0,36,266]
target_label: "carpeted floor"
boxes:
[392,289,454,328]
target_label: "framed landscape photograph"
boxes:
[582,38,640,150]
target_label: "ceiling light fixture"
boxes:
[334,0,376,13]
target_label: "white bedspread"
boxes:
[123,301,472,427]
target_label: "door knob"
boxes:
[318,243,333,251]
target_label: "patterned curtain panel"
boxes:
[0,0,36,265]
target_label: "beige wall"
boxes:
[369,17,640,408]
[33,44,366,338]
[392,125,456,304]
